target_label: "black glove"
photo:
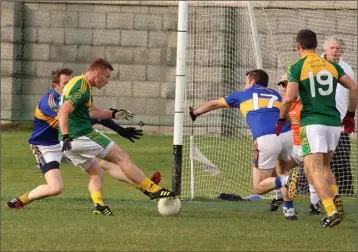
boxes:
[62,134,73,152]
[189,106,197,121]
[109,108,134,121]
[117,127,143,143]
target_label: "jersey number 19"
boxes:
[308,70,333,98]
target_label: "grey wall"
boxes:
[1,2,178,126]
[1,2,357,131]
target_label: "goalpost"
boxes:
[173,1,357,199]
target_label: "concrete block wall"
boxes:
[1,2,357,131]
[1,2,178,126]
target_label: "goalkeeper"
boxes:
[189,69,298,220]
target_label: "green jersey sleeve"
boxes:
[66,84,89,109]
[287,62,301,83]
[330,61,345,79]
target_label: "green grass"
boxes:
[1,131,357,252]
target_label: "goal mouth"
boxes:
[180,1,357,200]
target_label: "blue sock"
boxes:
[284,200,294,209]
[275,177,282,188]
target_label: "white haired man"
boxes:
[322,36,355,196]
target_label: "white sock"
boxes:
[309,184,320,205]
[280,175,289,186]
[274,189,283,200]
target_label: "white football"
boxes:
[157,198,181,216]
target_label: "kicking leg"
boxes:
[104,144,175,200]
[96,158,162,194]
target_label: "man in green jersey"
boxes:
[276,29,357,228]
[58,58,176,215]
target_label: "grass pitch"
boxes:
[1,131,357,251]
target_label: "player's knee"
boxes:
[48,183,64,196]
[253,185,265,195]
[119,152,132,164]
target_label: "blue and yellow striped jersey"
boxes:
[28,89,60,146]
[220,84,291,140]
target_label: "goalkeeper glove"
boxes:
[110,108,134,120]
[62,134,73,152]
[117,127,143,143]
[275,118,286,136]
[189,106,197,121]
[342,111,355,134]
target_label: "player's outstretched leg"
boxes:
[97,158,162,198]
[105,144,176,200]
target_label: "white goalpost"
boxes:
[173,1,357,200]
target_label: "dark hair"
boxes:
[296,29,317,50]
[51,68,73,84]
[277,80,288,88]
[89,58,113,71]
[245,69,269,87]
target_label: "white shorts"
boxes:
[63,131,114,170]
[253,131,293,169]
[291,145,303,165]
[300,125,341,157]
[30,143,63,173]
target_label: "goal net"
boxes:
[181,1,357,199]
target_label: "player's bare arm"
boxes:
[189,99,227,121]
[58,101,75,136]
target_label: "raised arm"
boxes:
[189,99,227,121]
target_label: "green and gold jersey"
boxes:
[287,52,345,127]
[60,74,93,138]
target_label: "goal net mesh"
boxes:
[182,1,357,199]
